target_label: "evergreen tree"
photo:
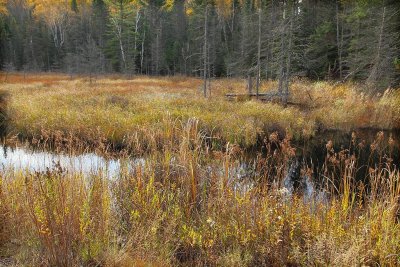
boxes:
[0,0,398,90]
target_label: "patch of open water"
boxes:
[0,129,398,201]
[0,145,143,178]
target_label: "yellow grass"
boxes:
[0,73,399,266]
[0,73,399,153]
[0,134,399,266]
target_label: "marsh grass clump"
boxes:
[1,74,398,154]
[105,95,130,108]
[0,127,399,266]
[0,176,10,254]
[0,74,399,266]
[1,165,112,266]
[0,89,9,136]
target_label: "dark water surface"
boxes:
[294,129,399,177]
[0,129,398,198]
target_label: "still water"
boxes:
[0,129,398,199]
[0,145,144,178]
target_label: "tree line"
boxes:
[0,0,399,92]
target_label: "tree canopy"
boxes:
[0,0,399,90]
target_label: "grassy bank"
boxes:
[0,129,399,266]
[0,73,399,152]
[0,73,399,266]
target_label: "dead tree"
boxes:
[367,6,386,85]
[256,8,262,99]
[247,74,253,94]
[336,0,343,79]
[203,5,209,97]
[278,0,297,105]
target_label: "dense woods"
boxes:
[0,0,399,91]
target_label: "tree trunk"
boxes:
[133,10,141,76]
[141,25,146,74]
[336,0,342,79]
[247,75,253,94]
[256,8,262,99]
[278,13,286,96]
[367,6,386,85]
[283,1,295,105]
[118,26,127,71]
[203,5,208,98]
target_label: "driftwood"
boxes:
[225,91,283,101]
[225,91,306,108]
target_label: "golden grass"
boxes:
[0,73,399,266]
[0,73,398,153]
[0,128,399,266]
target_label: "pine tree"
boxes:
[104,0,136,72]
[345,0,399,90]
[71,0,78,12]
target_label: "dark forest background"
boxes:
[0,0,399,91]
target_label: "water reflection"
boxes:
[0,145,144,178]
[0,128,398,201]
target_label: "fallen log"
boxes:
[225,91,282,100]
[225,91,306,108]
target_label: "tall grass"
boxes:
[0,74,399,265]
[0,119,399,266]
[0,74,398,154]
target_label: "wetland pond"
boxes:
[0,129,399,198]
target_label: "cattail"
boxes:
[376,131,384,142]
[370,143,376,151]
[326,140,333,151]
[269,132,278,143]
[351,131,356,143]
[358,140,366,149]
[386,157,393,164]
[339,149,349,161]
[285,129,292,141]
[288,147,296,157]
[388,134,394,147]
[368,167,375,175]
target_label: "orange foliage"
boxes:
[0,0,7,14]
[215,0,233,18]
[0,72,69,84]
[28,0,90,23]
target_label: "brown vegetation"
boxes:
[0,73,399,266]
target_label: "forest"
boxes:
[1,0,399,91]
